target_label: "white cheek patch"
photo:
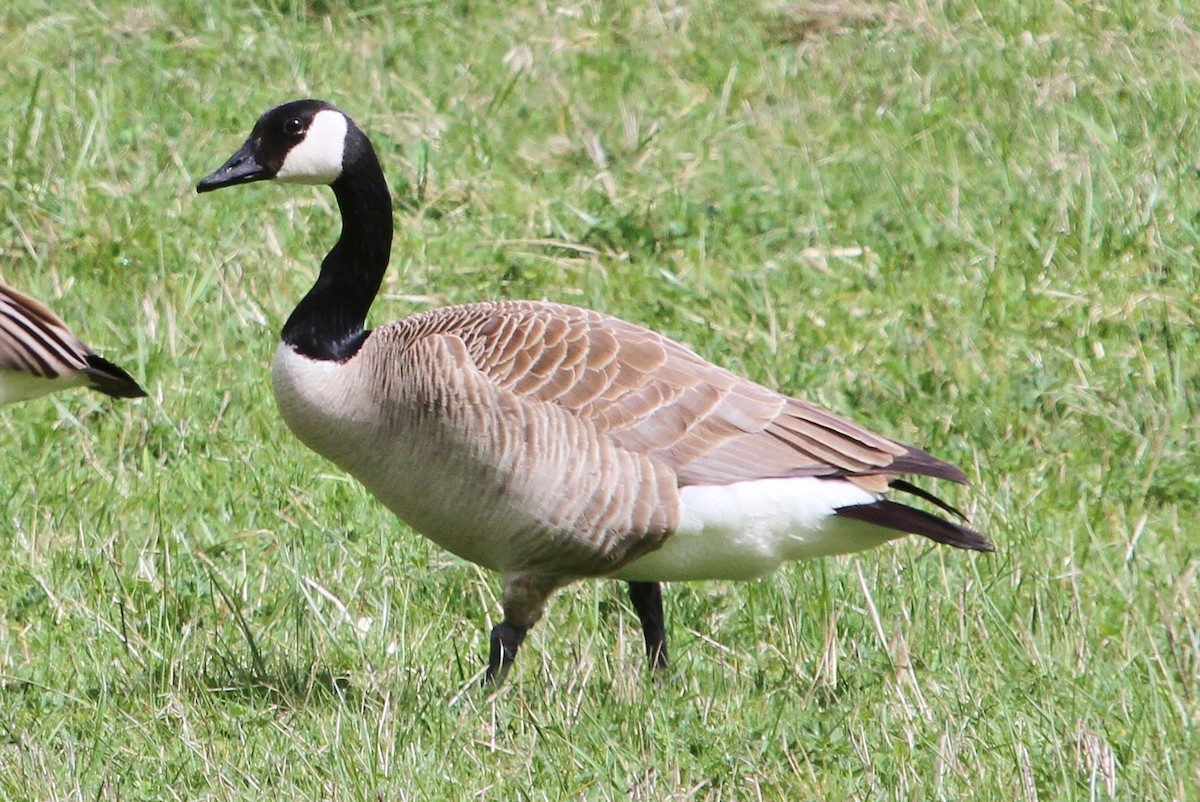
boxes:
[276,110,349,185]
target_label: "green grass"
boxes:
[2,0,1198,798]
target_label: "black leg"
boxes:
[485,621,528,686]
[483,574,559,687]
[627,581,668,670]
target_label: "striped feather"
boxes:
[0,283,146,404]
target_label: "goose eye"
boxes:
[283,117,304,136]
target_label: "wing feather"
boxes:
[0,284,90,377]
[394,300,964,489]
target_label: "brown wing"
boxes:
[395,300,964,489]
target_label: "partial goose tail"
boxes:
[82,353,147,399]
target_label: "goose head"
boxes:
[197,99,353,192]
[196,99,393,361]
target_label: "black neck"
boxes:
[281,126,393,361]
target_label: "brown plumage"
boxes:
[389,299,972,546]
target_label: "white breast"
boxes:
[612,477,901,582]
[271,342,577,572]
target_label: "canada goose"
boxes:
[0,282,146,405]
[197,99,991,685]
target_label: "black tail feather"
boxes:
[889,478,968,521]
[83,354,147,399]
[835,499,993,552]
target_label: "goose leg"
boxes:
[627,581,668,670]
[483,574,559,686]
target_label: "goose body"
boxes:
[199,100,990,683]
[0,283,146,405]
